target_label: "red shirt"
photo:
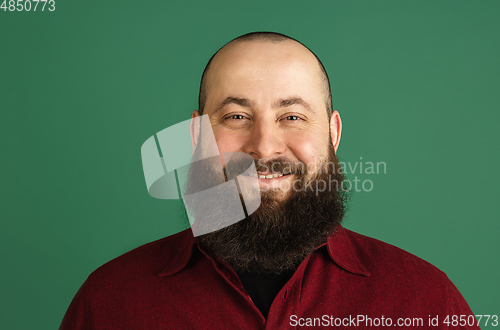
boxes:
[60,226,478,329]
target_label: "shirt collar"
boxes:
[325,225,370,276]
[157,230,197,277]
[158,225,370,277]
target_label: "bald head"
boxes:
[198,32,332,119]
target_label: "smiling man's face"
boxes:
[190,37,349,273]
[193,39,342,200]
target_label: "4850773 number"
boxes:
[1,0,55,11]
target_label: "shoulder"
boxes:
[60,230,195,328]
[343,227,445,275]
[336,228,476,317]
[339,227,455,295]
[86,229,193,287]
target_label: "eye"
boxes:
[223,114,251,127]
[281,115,304,122]
[228,115,246,120]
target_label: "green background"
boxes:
[1,0,499,328]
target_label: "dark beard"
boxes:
[185,142,350,274]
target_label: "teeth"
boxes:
[255,173,285,179]
[246,172,288,179]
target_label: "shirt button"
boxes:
[283,289,289,302]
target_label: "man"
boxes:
[61,32,478,329]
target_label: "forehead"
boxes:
[205,40,325,111]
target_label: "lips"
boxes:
[247,172,292,179]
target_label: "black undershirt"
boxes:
[236,270,295,319]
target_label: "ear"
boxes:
[330,110,342,153]
[190,110,200,154]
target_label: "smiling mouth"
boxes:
[246,172,293,179]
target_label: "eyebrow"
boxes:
[215,97,253,113]
[275,97,316,114]
[214,96,316,114]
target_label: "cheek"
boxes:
[212,128,246,154]
[286,131,329,166]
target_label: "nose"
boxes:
[243,118,287,160]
